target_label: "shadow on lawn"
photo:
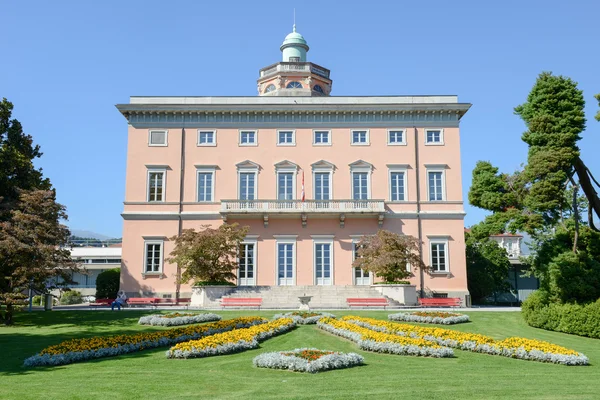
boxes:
[9,310,160,329]
[0,329,164,376]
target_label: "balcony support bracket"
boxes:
[301,213,308,228]
[263,214,269,228]
[339,213,346,228]
[378,213,385,227]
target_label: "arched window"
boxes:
[286,81,303,89]
[313,85,324,93]
[264,84,276,93]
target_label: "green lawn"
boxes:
[1,310,599,400]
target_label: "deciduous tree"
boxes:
[167,224,249,284]
[352,230,425,283]
[0,190,77,325]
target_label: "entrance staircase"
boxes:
[217,285,403,309]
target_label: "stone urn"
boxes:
[298,295,313,311]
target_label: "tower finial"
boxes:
[293,9,296,32]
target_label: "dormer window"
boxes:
[286,81,303,89]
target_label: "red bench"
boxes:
[155,298,191,309]
[418,298,462,308]
[347,298,390,310]
[128,297,161,308]
[89,298,113,308]
[220,298,262,309]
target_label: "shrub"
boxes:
[95,268,120,299]
[60,290,83,305]
[195,280,235,286]
[522,295,600,339]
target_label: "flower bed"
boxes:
[341,316,589,366]
[166,318,296,359]
[317,318,453,358]
[23,317,266,367]
[253,348,364,373]
[138,313,221,326]
[272,311,336,324]
[389,311,470,325]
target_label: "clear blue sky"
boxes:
[2,0,599,238]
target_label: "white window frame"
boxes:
[197,130,216,147]
[312,235,334,285]
[148,130,168,147]
[387,129,407,146]
[351,129,370,146]
[143,239,164,275]
[312,168,333,200]
[350,165,372,200]
[351,236,372,285]
[276,166,297,200]
[146,168,166,202]
[274,235,297,286]
[427,168,446,201]
[313,130,332,146]
[277,130,296,146]
[388,166,408,202]
[428,237,450,273]
[239,235,258,286]
[196,166,216,202]
[239,130,258,146]
[425,128,445,145]
[237,167,258,200]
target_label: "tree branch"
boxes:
[573,157,600,232]
[568,176,579,253]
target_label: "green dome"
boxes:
[280,25,309,51]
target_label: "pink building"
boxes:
[116,27,471,304]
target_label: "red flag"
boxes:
[301,170,305,202]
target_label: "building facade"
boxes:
[116,27,471,301]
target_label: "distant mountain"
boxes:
[70,229,113,241]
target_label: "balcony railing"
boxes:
[259,62,331,79]
[221,199,385,214]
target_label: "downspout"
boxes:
[176,127,186,302]
[414,126,425,298]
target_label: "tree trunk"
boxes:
[571,182,579,252]
[3,304,13,325]
[573,157,600,231]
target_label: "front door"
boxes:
[239,243,255,286]
[354,268,371,285]
[277,243,294,285]
[315,243,332,285]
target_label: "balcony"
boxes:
[259,62,331,79]
[221,199,385,227]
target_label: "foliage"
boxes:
[0,98,51,211]
[95,268,121,299]
[465,232,512,302]
[272,311,336,324]
[352,230,425,282]
[0,190,77,324]
[467,72,600,305]
[59,290,83,305]
[522,294,600,339]
[167,223,249,285]
[194,280,236,286]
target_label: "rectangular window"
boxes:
[240,131,257,146]
[425,129,444,145]
[239,243,255,286]
[149,130,167,146]
[239,172,256,200]
[278,172,294,200]
[197,172,213,202]
[314,130,331,145]
[388,130,405,145]
[144,242,163,273]
[147,171,165,202]
[198,131,215,146]
[314,172,331,200]
[352,172,369,200]
[277,242,294,285]
[428,171,444,201]
[431,242,448,272]
[277,131,295,145]
[351,130,369,145]
[390,172,405,201]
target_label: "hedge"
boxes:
[522,291,600,339]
